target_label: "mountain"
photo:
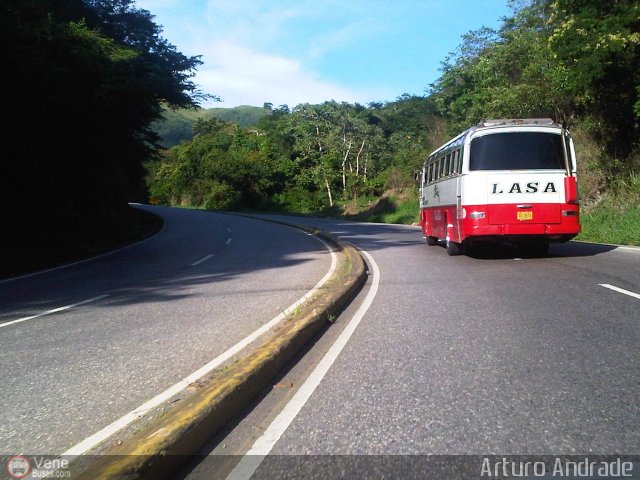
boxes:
[153,105,268,147]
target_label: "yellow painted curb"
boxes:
[72,220,366,480]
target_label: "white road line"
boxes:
[191,254,215,266]
[226,250,380,480]
[226,238,233,246]
[60,235,338,459]
[599,284,640,300]
[0,295,109,329]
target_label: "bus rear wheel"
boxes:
[426,236,438,246]
[446,237,463,256]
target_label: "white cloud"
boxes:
[195,42,378,108]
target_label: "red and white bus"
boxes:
[419,118,580,256]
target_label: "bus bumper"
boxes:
[460,203,580,242]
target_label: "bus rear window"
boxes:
[469,132,565,170]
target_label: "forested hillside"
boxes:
[147,98,442,212]
[148,0,639,244]
[153,106,267,147]
[1,0,206,275]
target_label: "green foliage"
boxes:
[431,2,574,131]
[549,0,640,159]
[148,117,295,210]
[431,0,639,163]
[1,0,207,264]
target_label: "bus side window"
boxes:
[452,151,459,174]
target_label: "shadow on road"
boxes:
[0,208,338,314]
[461,241,618,260]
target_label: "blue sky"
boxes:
[135,0,514,108]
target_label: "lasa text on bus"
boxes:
[491,181,557,195]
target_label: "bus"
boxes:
[419,118,580,256]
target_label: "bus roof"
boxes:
[476,118,557,127]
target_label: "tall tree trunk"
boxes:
[324,175,333,207]
[364,152,369,182]
[315,123,332,206]
[342,140,352,193]
[355,139,365,177]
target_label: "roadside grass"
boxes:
[578,203,640,245]
[352,197,419,224]
[338,190,420,225]
[577,173,640,246]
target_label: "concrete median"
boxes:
[72,219,366,480]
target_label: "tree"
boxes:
[430,1,573,132]
[549,0,640,159]
[288,104,339,207]
[1,0,207,264]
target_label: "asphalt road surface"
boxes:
[0,207,334,456]
[177,215,640,479]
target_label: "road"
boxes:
[177,216,640,479]
[0,207,334,456]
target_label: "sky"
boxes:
[135,0,514,108]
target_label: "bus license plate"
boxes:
[517,211,533,221]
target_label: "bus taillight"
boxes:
[565,176,579,204]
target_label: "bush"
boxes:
[272,187,325,213]
[202,180,241,210]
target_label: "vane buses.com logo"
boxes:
[6,456,31,479]
[6,456,71,479]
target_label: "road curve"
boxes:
[0,206,334,456]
